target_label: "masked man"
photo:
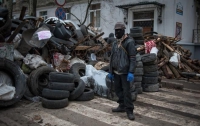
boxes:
[108,22,136,120]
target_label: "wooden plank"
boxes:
[75,45,101,50]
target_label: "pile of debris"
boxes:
[0,7,107,108]
[136,33,200,80]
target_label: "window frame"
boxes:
[39,10,48,20]
[89,3,101,28]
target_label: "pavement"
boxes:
[0,88,200,126]
[161,78,200,94]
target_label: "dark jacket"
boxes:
[107,33,116,44]
[109,35,136,74]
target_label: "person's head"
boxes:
[114,22,126,39]
[109,33,114,38]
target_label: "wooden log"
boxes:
[198,61,200,66]
[166,64,175,78]
[95,44,111,54]
[137,45,145,51]
[181,56,200,73]
[177,45,188,53]
[161,42,173,51]
[178,62,184,70]
[163,49,170,59]
[158,59,168,69]
[157,57,166,64]
[161,65,172,79]
[75,35,90,46]
[19,6,27,21]
[92,32,104,40]
[181,62,193,72]
[161,42,182,55]
[168,63,181,78]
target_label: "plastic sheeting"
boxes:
[0,71,15,100]
[81,65,109,97]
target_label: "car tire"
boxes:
[0,58,26,107]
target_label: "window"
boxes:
[133,11,154,34]
[39,11,48,20]
[89,3,101,27]
[64,8,71,20]
[13,0,16,3]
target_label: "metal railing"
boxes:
[193,29,200,43]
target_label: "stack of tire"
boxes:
[26,64,94,109]
[41,72,75,109]
[129,27,145,55]
[133,53,143,94]
[69,63,95,100]
[141,53,159,92]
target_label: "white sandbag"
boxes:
[0,71,13,86]
[150,47,158,55]
[23,54,47,69]
[0,84,15,100]
[169,52,180,67]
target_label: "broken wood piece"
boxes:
[181,62,194,73]
[158,59,168,69]
[161,65,172,79]
[157,57,166,64]
[161,42,182,55]
[137,45,145,51]
[95,44,111,54]
[92,32,104,40]
[75,35,90,46]
[6,20,28,43]
[181,56,200,73]
[168,63,181,78]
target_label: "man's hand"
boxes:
[127,72,134,82]
[108,73,114,80]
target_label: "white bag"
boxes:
[0,71,15,100]
[169,52,180,67]
[150,47,158,55]
[23,54,47,69]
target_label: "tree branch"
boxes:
[69,12,81,24]
[81,0,93,25]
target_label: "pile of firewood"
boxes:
[137,34,200,79]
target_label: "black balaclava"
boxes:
[115,29,125,39]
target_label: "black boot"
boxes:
[112,106,125,112]
[127,112,135,120]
